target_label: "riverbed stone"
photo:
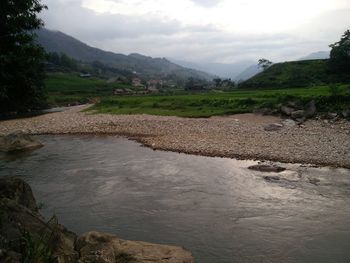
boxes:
[291,110,306,119]
[264,123,283,131]
[282,119,297,127]
[309,178,321,185]
[248,164,286,173]
[280,106,294,116]
[263,176,281,182]
[341,108,350,119]
[0,132,43,152]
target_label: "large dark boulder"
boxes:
[0,177,38,211]
[0,177,78,263]
[0,132,43,152]
[0,178,195,263]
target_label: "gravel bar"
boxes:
[1,105,349,168]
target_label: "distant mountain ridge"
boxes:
[36,29,213,80]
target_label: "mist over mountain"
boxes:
[168,58,255,79]
[36,28,214,80]
[299,51,330,60]
[235,65,263,82]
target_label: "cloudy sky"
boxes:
[41,0,350,64]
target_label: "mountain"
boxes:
[36,28,213,81]
[168,58,254,79]
[299,51,330,61]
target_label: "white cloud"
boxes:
[41,0,350,63]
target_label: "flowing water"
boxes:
[1,135,350,263]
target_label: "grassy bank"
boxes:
[240,59,350,89]
[90,85,350,118]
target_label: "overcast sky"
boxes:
[40,0,350,64]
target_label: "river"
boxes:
[1,135,350,263]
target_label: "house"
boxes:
[132,78,144,87]
[147,87,159,93]
[147,79,163,89]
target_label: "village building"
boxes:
[132,78,144,87]
[147,79,163,89]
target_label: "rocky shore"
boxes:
[0,177,194,263]
[0,105,350,168]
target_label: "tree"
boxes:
[0,0,47,113]
[329,29,350,73]
[258,58,273,70]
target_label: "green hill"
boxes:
[240,59,350,89]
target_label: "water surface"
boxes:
[0,135,350,263]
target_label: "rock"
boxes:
[0,198,79,263]
[280,106,294,116]
[282,119,297,127]
[263,176,281,182]
[309,178,320,185]
[0,177,38,211]
[294,117,307,125]
[254,108,274,115]
[0,249,21,263]
[248,164,286,173]
[305,100,317,118]
[0,178,195,263]
[291,110,306,119]
[0,177,79,262]
[327,112,338,119]
[0,132,43,152]
[77,231,194,263]
[264,123,283,131]
[342,108,350,119]
[286,101,299,108]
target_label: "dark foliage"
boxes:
[329,29,350,74]
[0,0,47,113]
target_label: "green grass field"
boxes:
[45,73,349,118]
[89,85,349,117]
[44,73,132,105]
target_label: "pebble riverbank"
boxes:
[0,105,349,168]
